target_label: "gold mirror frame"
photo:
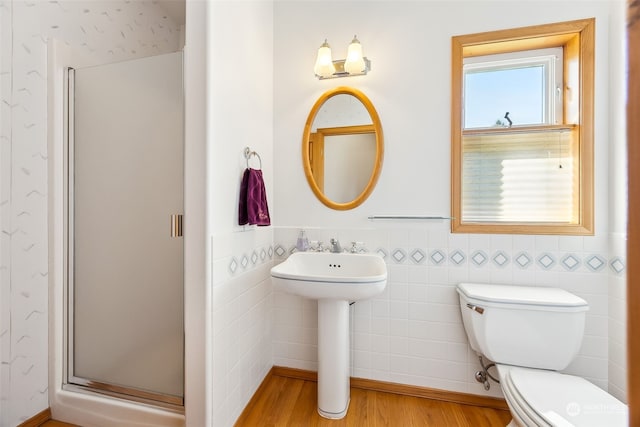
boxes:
[302,87,384,210]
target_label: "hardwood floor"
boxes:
[235,374,512,426]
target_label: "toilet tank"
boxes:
[457,283,589,371]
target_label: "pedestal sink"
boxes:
[270,252,387,419]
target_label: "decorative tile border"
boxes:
[430,249,446,266]
[392,248,407,264]
[274,244,286,258]
[376,248,388,260]
[514,252,532,269]
[585,254,605,272]
[229,257,238,274]
[410,249,426,264]
[492,251,509,268]
[228,245,274,276]
[471,250,488,267]
[536,253,556,270]
[609,257,626,275]
[270,239,620,276]
[449,250,465,266]
[561,254,581,271]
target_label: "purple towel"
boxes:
[239,168,271,226]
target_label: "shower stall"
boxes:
[64,51,185,408]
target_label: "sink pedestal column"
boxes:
[317,299,350,419]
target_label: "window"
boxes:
[464,48,563,128]
[451,19,595,235]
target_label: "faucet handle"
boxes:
[350,241,365,253]
[311,241,325,252]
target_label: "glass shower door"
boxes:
[66,52,184,406]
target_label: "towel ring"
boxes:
[244,146,262,169]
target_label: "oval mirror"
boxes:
[302,87,384,210]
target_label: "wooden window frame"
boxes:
[451,18,595,235]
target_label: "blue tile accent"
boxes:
[514,252,532,269]
[229,257,238,274]
[449,250,466,266]
[274,244,286,257]
[429,249,446,265]
[492,251,510,268]
[410,249,426,264]
[536,253,556,270]
[585,254,606,272]
[610,257,626,274]
[392,248,407,264]
[561,254,581,271]
[470,250,488,267]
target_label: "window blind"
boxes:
[462,129,575,223]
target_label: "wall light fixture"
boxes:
[314,36,371,80]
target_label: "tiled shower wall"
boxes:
[0,1,180,424]
[270,225,622,399]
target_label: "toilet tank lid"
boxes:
[457,283,588,308]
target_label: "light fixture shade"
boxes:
[344,36,366,74]
[314,40,335,78]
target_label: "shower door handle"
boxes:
[171,214,183,237]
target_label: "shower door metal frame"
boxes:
[62,66,184,410]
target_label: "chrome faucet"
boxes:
[329,238,342,253]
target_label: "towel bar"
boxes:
[367,215,454,220]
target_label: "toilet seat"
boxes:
[497,365,628,427]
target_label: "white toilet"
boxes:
[457,282,628,427]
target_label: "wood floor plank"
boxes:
[287,380,319,427]
[267,377,305,426]
[346,388,370,426]
[412,398,460,426]
[460,403,512,427]
[238,374,289,426]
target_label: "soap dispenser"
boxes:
[296,229,309,252]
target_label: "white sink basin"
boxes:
[270,252,387,300]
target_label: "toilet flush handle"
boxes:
[466,303,485,314]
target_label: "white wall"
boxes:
[207,2,274,426]
[0,1,181,425]
[273,0,623,401]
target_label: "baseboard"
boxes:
[272,366,317,382]
[272,365,509,411]
[233,367,275,426]
[17,408,51,427]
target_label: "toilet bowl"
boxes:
[457,283,628,427]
